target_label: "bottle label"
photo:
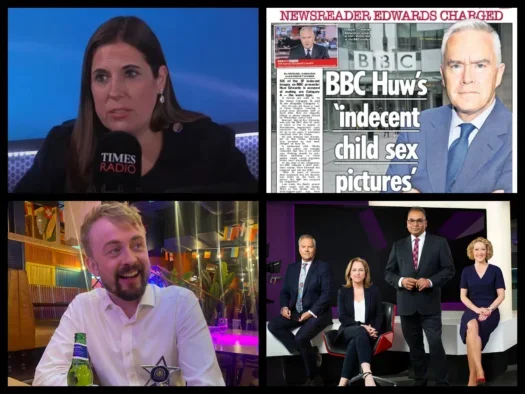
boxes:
[72,343,89,361]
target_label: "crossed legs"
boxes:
[338,326,375,386]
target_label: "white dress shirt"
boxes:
[354,299,366,323]
[447,98,496,149]
[33,284,225,386]
[399,232,432,288]
[299,260,313,282]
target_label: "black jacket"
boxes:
[12,119,258,193]
[280,259,334,323]
[288,44,330,60]
[334,285,383,345]
[384,233,455,316]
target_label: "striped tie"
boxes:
[413,237,419,269]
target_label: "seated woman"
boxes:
[335,258,383,387]
[459,237,506,386]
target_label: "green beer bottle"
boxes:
[67,333,94,386]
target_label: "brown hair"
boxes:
[67,16,209,191]
[80,201,145,258]
[343,257,372,288]
[466,237,494,261]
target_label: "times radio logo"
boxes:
[99,153,137,174]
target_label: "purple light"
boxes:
[441,302,467,311]
[437,211,485,240]
[211,333,259,347]
[358,208,388,251]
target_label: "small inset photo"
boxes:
[274,25,338,68]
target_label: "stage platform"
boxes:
[266,311,517,385]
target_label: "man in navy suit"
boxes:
[384,207,455,386]
[385,19,512,193]
[267,234,333,386]
[288,27,330,60]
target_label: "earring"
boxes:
[159,89,165,104]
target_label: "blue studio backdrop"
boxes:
[8,8,258,141]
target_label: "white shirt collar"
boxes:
[450,98,497,131]
[411,231,426,242]
[102,283,156,312]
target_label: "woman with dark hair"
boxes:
[14,16,257,193]
[335,258,383,386]
[459,237,506,386]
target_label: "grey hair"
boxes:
[298,234,316,247]
[299,26,314,35]
[441,19,502,65]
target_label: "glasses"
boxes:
[407,219,425,225]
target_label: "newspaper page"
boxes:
[267,8,517,193]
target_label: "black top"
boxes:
[12,119,258,193]
[384,233,455,316]
[336,286,383,333]
[460,264,506,304]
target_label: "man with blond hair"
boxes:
[34,201,224,386]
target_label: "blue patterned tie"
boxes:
[306,49,311,59]
[446,123,476,192]
[295,263,308,313]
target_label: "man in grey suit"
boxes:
[384,207,455,386]
[385,19,512,193]
[288,26,330,60]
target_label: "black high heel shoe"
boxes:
[362,372,376,386]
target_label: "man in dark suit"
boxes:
[384,207,455,386]
[288,26,330,60]
[267,234,333,386]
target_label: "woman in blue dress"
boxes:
[459,237,506,386]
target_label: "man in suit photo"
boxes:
[385,19,512,193]
[384,207,456,386]
[267,234,334,386]
[288,26,330,60]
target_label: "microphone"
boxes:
[93,131,142,193]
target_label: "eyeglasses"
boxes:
[407,219,425,225]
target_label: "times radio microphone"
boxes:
[93,131,142,193]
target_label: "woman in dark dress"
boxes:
[335,258,383,387]
[459,237,506,386]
